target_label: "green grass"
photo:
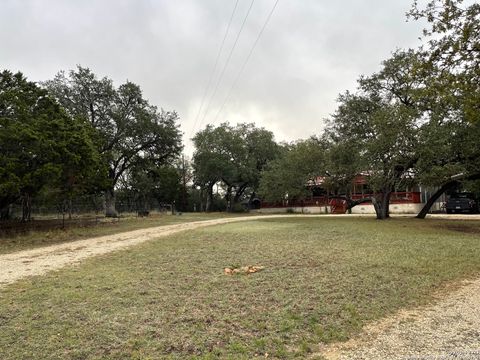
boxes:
[0,212,242,254]
[1,217,480,359]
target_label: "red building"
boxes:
[258,174,430,214]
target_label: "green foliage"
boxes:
[321,139,361,196]
[331,98,418,192]
[358,49,428,108]
[259,138,326,202]
[121,162,183,211]
[404,1,480,193]
[230,202,247,213]
[408,0,480,123]
[44,66,183,215]
[0,70,102,219]
[416,118,480,187]
[193,123,279,209]
[326,50,423,218]
[193,123,238,187]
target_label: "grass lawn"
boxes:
[1,217,480,359]
[0,212,243,254]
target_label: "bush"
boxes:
[230,203,248,213]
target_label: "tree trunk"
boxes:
[248,191,256,210]
[0,204,11,220]
[372,191,391,220]
[68,197,73,220]
[416,173,480,219]
[416,181,459,219]
[62,200,66,229]
[105,188,118,217]
[205,184,214,212]
[346,189,352,214]
[225,185,233,212]
[331,196,372,211]
[21,193,32,222]
[180,155,187,212]
[233,183,248,204]
[383,191,391,219]
[371,197,382,219]
[199,188,204,212]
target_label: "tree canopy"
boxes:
[409,0,480,123]
[44,66,183,216]
[192,123,279,211]
[258,138,325,203]
[0,70,102,220]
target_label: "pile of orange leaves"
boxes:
[224,265,265,275]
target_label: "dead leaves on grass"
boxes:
[224,265,265,275]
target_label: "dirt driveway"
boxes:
[0,214,329,287]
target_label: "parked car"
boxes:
[445,192,479,214]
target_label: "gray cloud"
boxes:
[0,0,426,153]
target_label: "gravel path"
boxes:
[321,277,480,360]
[0,214,344,288]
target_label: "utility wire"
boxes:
[213,0,280,124]
[197,0,256,131]
[190,0,240,138]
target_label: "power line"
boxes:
[190,0,240,138]
[197,0,256,132]
[213,0,280,124]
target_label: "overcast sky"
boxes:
[1,0,426,154]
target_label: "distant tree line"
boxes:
[191,0,480,219]
[1,0,478,221]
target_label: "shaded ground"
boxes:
[437,223,480,234]
[0,217,103,236]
